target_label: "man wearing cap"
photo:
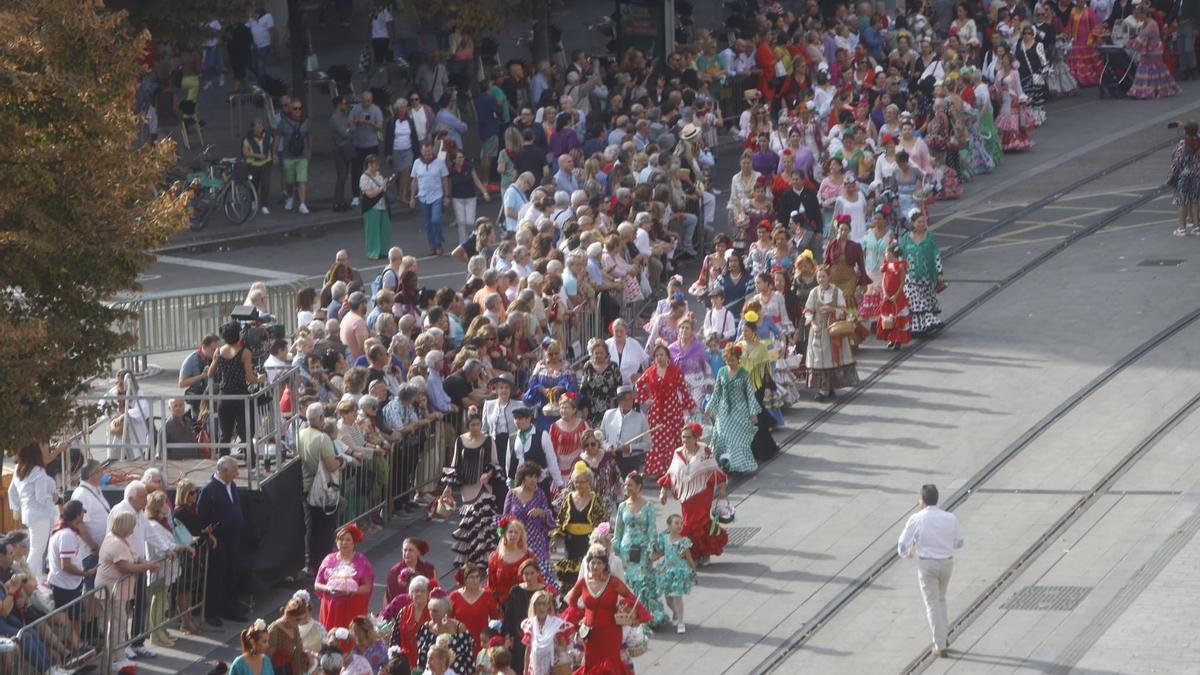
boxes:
[339,291,370,360]
[600,385,650,473]
[702,288,739,342]
[70,459,110,588]
[506,407,558,493]
[482,374,520,465]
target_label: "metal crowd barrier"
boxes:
[67,367,303,489]
[5,547,208,675]
[111,278,310,370]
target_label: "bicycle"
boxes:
[168,146,259,230]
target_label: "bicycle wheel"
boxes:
[190,189,216,230]
[223,179,258,225]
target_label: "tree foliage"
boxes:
[107,0,257,49]
[0,0,187,452]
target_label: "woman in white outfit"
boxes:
[8,440,65,584]
[104,370,153,461]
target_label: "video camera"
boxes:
[230,305,285,364]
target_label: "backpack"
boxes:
[284,118,306,157]
[369,267,399,307]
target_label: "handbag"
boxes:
[173,519,196,547]
[881,314,896,330]
[627,544,643,564]
[307,458,342,515]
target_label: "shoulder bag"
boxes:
[307,456,342,515]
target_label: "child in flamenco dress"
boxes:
[656,514,697,634]
[1047,34,1079,96]
[875,244,913,351]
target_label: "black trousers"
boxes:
[351,145,379,197]
[304,502,338,573]
[204,534,239,619]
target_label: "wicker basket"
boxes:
[828,320,856,338]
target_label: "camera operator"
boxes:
[206,322,267,459]
[178,335,219,419]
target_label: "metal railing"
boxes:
[66,367,303,490]
[4,545,208,675]
[111,278,311,371]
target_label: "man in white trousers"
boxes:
[897,484,964,658]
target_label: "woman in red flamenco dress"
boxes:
[565,550,653,674]
[636,342,696,476]
[875,245,913,350]
[657,424,729,565]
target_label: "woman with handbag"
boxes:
[613,472,669,627]
[658,425,728,566]
[899,209,945,335]
[875,245,913,350]
[564,546,653,674]
[804,266,861,402]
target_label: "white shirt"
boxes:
[109,500,150,560]
[248,13,275,48]
[72,481,112,549]
[392,118,413,152]
[634,228,653,257]
[8,465,58,523]
[509,429,563,490]
[599,407,650,453]
[411,157,448,204]
[204,20,221,48]
[265,353,290,383]
[371,9,392,39]
[605,336,646,385]
[897,505,964,560]
[703,306,737,341]
[49,528,90,590]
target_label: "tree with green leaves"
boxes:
[0,0,187,452]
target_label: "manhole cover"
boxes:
[724,526,761,548]
[1000,585,1091,611]
[1137,259,1186,267]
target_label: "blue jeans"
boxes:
[253,44,272,83]
[420,199,444,249]
[0,616,51,671]
[202,46,221,84]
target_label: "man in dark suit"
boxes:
[197,456,246,627]
[775,171,824,256]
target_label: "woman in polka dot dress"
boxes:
[636,341,697,476]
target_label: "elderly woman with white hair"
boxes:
[415,594,474,673]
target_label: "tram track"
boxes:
[901,377,1200,674]
[722,137,1178,673]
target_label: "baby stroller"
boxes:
[1097,44,1136,98]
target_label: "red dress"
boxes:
[875,260,912,345]
[549,421,589,487]
[487,549,535,606]
[635,365,696,475]
[657,448,729,559]
[315,552,375,630]
[450,588,501,656]
[394,602,431,667]
[567,577,653,675]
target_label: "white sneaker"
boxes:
[350,197,360,207]
[676,621,686,634]
[1174,226,1189,237]
[298,203,310,215]
[284,197,294,211]
[125,646,138,660]
[133,645,158,658]
[260,206,270,216]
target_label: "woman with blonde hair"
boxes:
[350,614,388,671]
[487,518,534,605]
[97,511,160,668]
[520,589,572,675]
[552,461,606,591]
[146,490,192,647]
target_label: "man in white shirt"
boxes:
[70,459,110,580]
[369,6,393,81]
[246,9,275,84]
[410,143,451,256]
[600,386,650,457]
[503,172,534,233]
[897,484,964,658]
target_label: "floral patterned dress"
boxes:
[614,500,669,625]
[635,364,696,475]
[502,488,558,589]
[579,361,623,427]
[655,533,695,597]
[580,450,624,516]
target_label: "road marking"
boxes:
[155,255,303,281]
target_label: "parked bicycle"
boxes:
[168,146,258,230]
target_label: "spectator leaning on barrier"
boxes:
[178,334,219,418]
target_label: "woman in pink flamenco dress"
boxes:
[1126,6,1180,99]
[994,55,1036,152]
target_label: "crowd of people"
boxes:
[7,0,1198,674]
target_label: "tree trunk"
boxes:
[287,0,308,105]
[532,0,552,63]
